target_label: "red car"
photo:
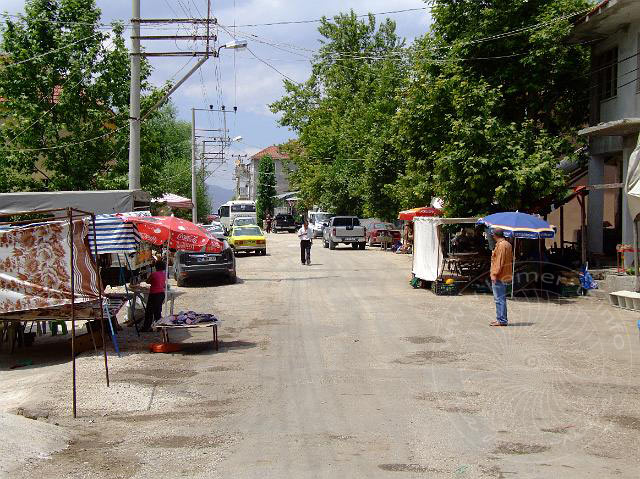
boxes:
[366,222,401,246]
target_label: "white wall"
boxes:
[596,22,640,123]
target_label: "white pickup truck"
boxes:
[322,216,366,250]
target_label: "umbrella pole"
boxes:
[511,237,517,299]
[164,241,170,318]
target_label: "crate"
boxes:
[431,280,459,296]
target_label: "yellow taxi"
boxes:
[228,225,267,255]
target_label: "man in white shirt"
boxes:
[297,218,313,265]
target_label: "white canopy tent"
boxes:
[412,217,478,282]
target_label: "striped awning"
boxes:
[88,214,141,254]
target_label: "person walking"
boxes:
[297,218,313,265]
[142,260,167,332]
[490,229,513,327]
[265,213,272,234]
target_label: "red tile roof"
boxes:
[251,145,289,161]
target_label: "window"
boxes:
[231,204,256,213]
[596,47,618,101]
[332,217,360,227]
[219,206,230,218]
[234,226,262,236]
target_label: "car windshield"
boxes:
[315,213,332,222]
[231,204,256,213]
[332,217,360,227]
[234,227,262,236]
[234,218,255,226]
[206,224,223,232]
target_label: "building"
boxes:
[234,161,251,200]
[246,145,294,200]
[570,0,640,262]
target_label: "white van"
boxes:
[219,200,257,233]
[308,211,334,238]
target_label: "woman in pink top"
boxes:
[142,260,167,331]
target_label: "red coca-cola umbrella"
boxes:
[398,206,443,221]
[121,215,223,253]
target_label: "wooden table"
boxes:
[154,322,219,350]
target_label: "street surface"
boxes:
[5,233,640,478]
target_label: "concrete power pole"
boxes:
[191,108,198,222]
[128,0,141,190]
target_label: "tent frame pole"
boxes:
[68,208,77,418]
[91,214,110,387]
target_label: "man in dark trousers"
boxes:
[297,218,313,265]
[490,229,513,327]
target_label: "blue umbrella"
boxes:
[477,212,555,239]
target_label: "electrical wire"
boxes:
[227,7,429,28]
[1,32,104,68]
[245,47,302,85]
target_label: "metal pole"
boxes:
[191,108,198,222]
[91,214,110,387]
[511,237,517,299]
[128,0,141,190]
[68,208,77,418]
[560,206,565,252]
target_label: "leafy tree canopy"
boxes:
[256,155,276,223]
[272,1,593,219]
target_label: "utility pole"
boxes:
[191,106,236,222]
[191,108,197,222]
[128,0,141,190]
[128,1,248,193]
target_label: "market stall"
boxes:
[412,217,479,293]
[0,208,111,417]
[477,212,557,298]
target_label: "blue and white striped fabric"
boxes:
[88,214,140,254]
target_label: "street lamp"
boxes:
[216,40,248,57]
[232,135,243,142]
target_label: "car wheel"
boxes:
[359,242,366,250]
[323,239,328,248]
[351,243,358,249]
[368,237,374,247]
[261,249,267,256]
[177,276,186,287]
[329,239,336,250]
[227,269,237,284]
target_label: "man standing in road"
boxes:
[297,218,313,266]
[490,229,513,327]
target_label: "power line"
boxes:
[245,47,302,85]
[227,7,430,28]
[1,32,104,68]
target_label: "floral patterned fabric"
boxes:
[0,220,100,315]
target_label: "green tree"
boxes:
[390,0,593,217]
[0,0,135,191]
[256,155,276,223]
[271,11,407,218]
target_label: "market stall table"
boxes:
[155,322,219,350]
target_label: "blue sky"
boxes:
[3,1,432,190]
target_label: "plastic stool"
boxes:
[50,321,68,336]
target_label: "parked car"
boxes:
[228,225,267,255]
[273,213,297,233]
[309,211,334,238]
[366,222,401,246]
[323,216,366,250]
[203,222,226,240]
[232,216,258,228]
[173,241,236,286]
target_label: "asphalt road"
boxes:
[8,232,640,478]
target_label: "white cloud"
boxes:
[4,0,431,190]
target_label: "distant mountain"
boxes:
[206,183,235,213]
